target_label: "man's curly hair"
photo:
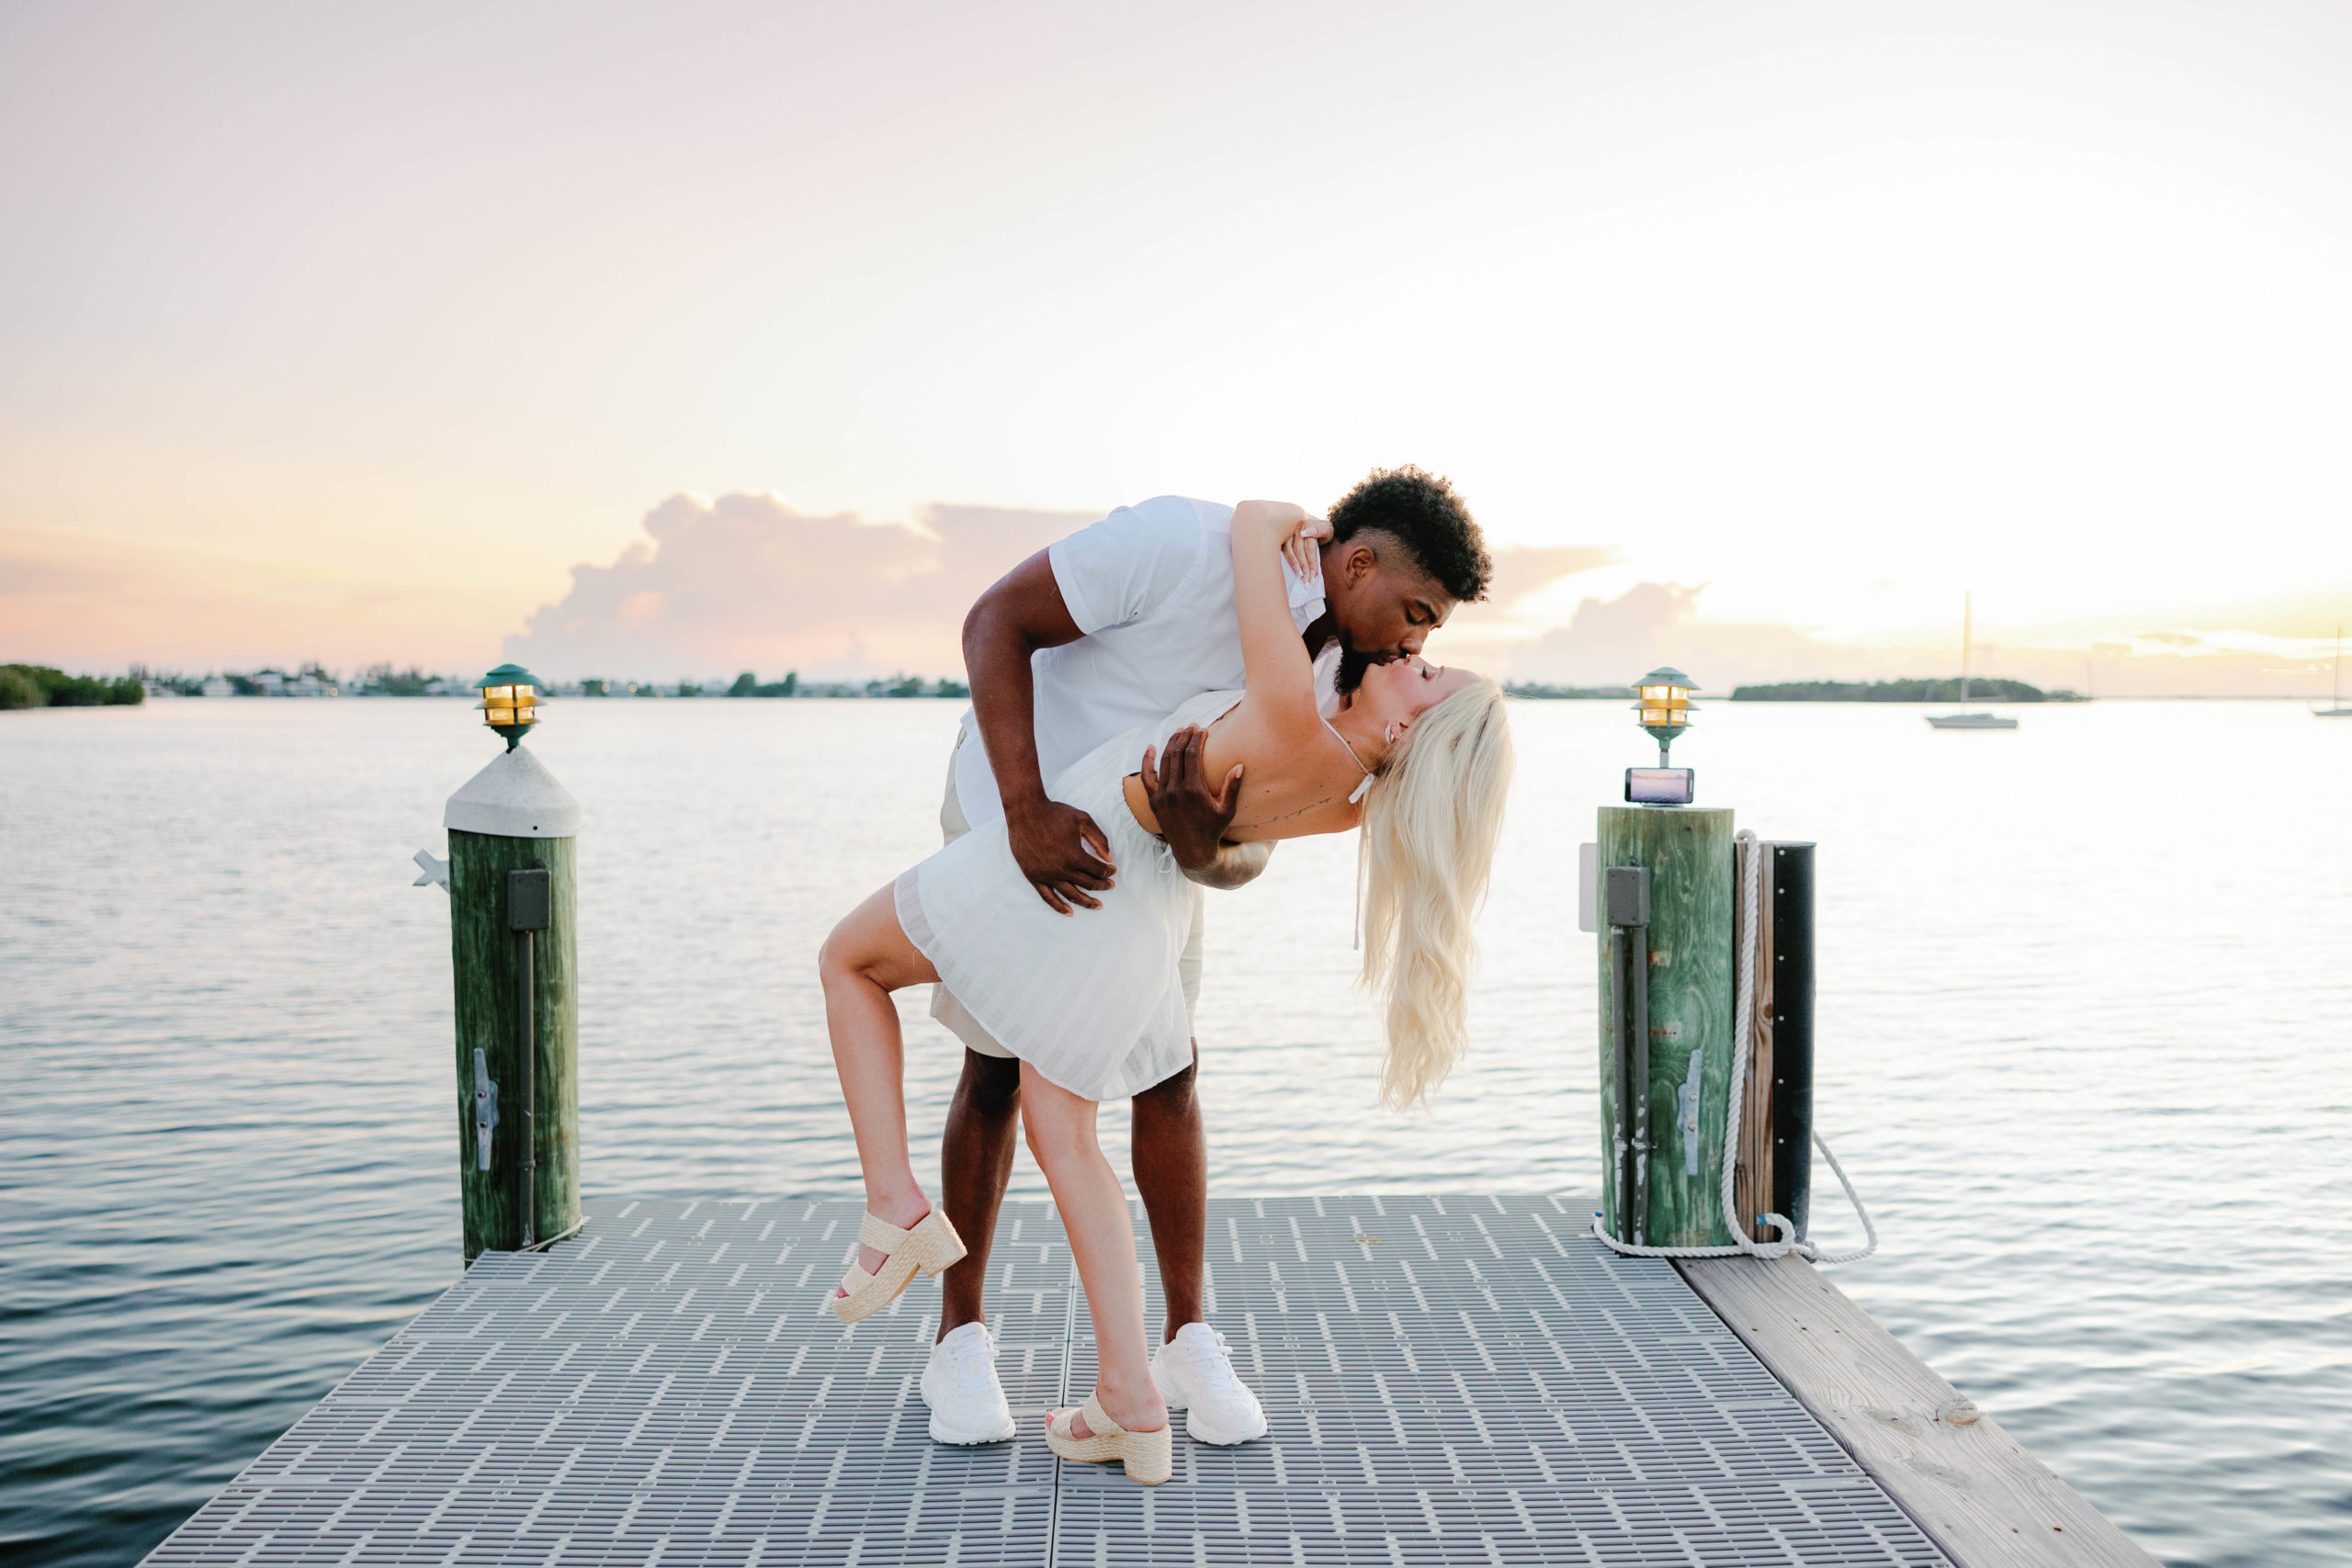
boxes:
[1327,466,1491,604]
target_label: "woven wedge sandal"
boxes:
[830,1209,967,1325]
[1044,1393,1172,1485]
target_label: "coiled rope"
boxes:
[1591,829,1878,1265]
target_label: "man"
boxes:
[919,467,1491,1446]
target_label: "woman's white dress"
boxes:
[895,689,1246,1101]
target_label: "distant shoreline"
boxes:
[10,665,2331,707]
[1503,688,2318,703]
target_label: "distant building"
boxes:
[200,676,234,698]
[254,671,285,695]
[288,674,336,697]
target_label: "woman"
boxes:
[817,499,1514,1484]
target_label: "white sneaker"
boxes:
[922,1322,1017,1444]
[1150,1322,1268,1445]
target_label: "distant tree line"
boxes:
[1503,682,1634,699]
[1730,678,2081,703]
[360,663,439,695]
[134,661,366,695]
[570,671,970,698]
[4,660,978,706]
[0,664,145,709]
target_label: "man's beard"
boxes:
[1335,645,1374,696]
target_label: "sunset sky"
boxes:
[6,0,2351,693]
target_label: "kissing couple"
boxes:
[817,468,1514,1485]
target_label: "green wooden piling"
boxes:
[1597,806,1735,1247]
[449,829,578,1260]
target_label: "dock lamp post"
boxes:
[1623,667,1698,808]
[1634,667,1696,767]
[421,664,582,1261]
[478,663,544,750]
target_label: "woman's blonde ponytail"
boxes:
[1357,680,1514,1109]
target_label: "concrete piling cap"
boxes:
[445,745,582,839]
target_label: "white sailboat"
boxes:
[2315,626,2352,717]
[1926,592,2019,730]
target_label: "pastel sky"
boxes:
[6,0,2351,694]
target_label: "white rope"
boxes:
[1591,828,1878,1266]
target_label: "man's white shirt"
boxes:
[953,495,1334,829]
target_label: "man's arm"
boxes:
[1137,725,1277,890]
[962,550,1116,915]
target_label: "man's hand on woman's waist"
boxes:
[1140,726,1271,889]
[1005,795,1116,916]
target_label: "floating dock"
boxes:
[143,1194,2155,1567]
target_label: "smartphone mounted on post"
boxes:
[1624,767,1694,806]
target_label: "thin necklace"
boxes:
[1328,720,1378,953]
[1328,719,1377,801]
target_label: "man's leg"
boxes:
[928,723,1023,1342]
[1134,902,1262,1445]
[1130,1043,1205,1341]
[936,1047,1022,1339]
[1135,1036,1265,1444]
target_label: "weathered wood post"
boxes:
[440,671,582,1262]
[1597,805,1736,1247]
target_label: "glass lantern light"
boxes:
[1632,666,1696,765]
[478,663,546,750]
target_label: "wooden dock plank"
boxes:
[1676,1255,2161,1568]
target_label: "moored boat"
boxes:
[1927,592,2018,730]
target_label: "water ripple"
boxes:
[2,698,2347,1566]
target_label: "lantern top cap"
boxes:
[477,663,545,691]
[1636,666,1694,690]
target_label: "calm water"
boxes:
[3,698,2347,1565]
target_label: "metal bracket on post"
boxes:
[507,866,551,1248]
[1678,1049,1704,1177]
[471,1047,498,1172]
[1604,865,1653,1247]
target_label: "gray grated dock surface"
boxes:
[146,1195,1949,1567]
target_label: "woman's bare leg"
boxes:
[819,882,944,1283]
[1019,1063,1168,1437]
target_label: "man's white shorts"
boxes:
[928,727,1204,1058]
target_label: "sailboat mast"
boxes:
[1961,592,1973,704]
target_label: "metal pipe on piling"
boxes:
[507,866,552,1251]
[518,925,535,1247]
[1628,917,1651,1246]
[1610,926,1637,1241]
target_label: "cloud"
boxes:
[503,493,1098,680]
[1502,581,1848,689]
[1482,546,1616,610]
[509,500,1620,682]
[501,502,2350,697]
